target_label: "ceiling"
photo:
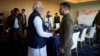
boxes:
[50,0,100,4]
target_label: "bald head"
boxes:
[33,1,44,15]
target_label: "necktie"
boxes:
[47,17,52,30]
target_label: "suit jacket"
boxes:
[56,14,73,49]
[54,16,60,23]
[7,15,23,31]
[21,13,26,26]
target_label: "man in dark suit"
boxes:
[56,2,73,56]
[54,13,60,29]
[7,8,24,56]
[21,9,26,35]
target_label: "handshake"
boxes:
[51,29,59,37]
[52,31,56,36]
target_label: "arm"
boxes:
[64,19,73,47]
[7,16,11,30]
[25,15,26,26]
[94,13,100,28]
[7,16,10,28]
[54,17,56,23]
[92,19,95,26]
[33,16,53,38]
[58,16,60,23]
[60,18,73,49]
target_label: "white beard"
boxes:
[38,11,43,15]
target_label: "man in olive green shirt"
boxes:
[93,10,100,44]
[55,2,73,56]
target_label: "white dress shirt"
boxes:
[22,14,26,24]
[14,18,19,29]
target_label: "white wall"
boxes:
[0,0,61,27]
[71,1,100,21]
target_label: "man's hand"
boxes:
[60,48,64,53]
[5,29,9,33]
[97,25,100,29]
[52,31,55,36]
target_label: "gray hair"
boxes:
[32,1,42,10]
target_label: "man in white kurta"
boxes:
[27,1,54,56]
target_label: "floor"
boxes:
[72,38,100,56]
[0,32,100,56]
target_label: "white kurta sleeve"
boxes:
[33,16,53,38]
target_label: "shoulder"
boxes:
[35,16,41,19]
[34,16,42,23]
[65,17,73,25]
[29,12,39,19]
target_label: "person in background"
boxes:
[46,12,60,56]
[7,10,14,31]
[0,13,4,37]
[27,1,54,56]
[92,10,100,45]
[7,8,24,56]
[53,13,60,29]
[74,19,79,28]
[55,2,73,56]
[44,11,53,31]
[21,9,26,35]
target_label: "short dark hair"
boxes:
[47,11,50,14]
[55,13,58,15]
[22,9,25,11]
[14,8,19,13]
[11,10,14,13]
[60,2,70,9]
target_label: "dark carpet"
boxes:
[0,38,100,56]
[71,38,100,56]
[0,39,28,56]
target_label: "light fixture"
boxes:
[64,0,96,4]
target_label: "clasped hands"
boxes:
[52,30,56,37]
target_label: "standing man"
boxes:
[56,2,73,56]
[27,1,54,56]
[7,10,14,32]
[7,8,24,56]
[93,10,100,45]
[54,13,60,29]
[21,9,26,35]
[44,11,53,31]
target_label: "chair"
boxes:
[86,27,96,45]
[78,28,87,49]
[71,32,80,56]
